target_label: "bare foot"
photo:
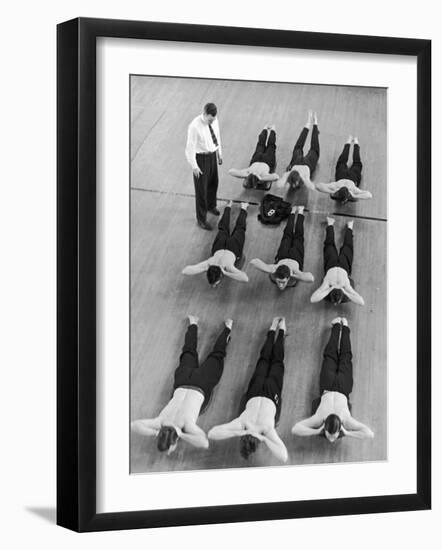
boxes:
[347,135,353,144]
[327,216,335,226]
[297,205,305,215]
[226,200,233,208]
[278,317,287,333]
[341,317,348,327]
[291,205,297,214]
[269,124,276,132]
[347,220,354,230]
[331,317,341,326]
[240,202,249,211]
[188,315,199,325]
[313,111,318,125]
[225,318,233,330]
[270,317,280,331]
[353,136,359,145]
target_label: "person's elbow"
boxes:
[291,424,300,435]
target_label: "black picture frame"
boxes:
[57,17,431,532]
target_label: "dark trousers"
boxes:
[211,207,247,260]
[242,329,285,423]
[287,125,320,174]
[319,324,353,398]
[275,213,304,269]
[249,129,277,172]
[174,324,231,411]
[323,226,353,275]
[335,143,363,185]
[193,151,219,223]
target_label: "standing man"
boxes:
[185,102,223,230]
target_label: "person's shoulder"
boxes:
[188,114,202,128]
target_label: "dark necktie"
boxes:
[208,123,218,147]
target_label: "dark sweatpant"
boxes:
[249,129,277,172]
[275,213,304,269]
[319,324,353,398]
[242,329,285,423]
[335,143,363,185]
[193,151,219,223]
[174,323,231,411]
[287,125,320,174]
[211,206,247,260]
[323,225,353,275]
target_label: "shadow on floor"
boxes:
[25,506,56,524]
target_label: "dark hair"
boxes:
[204,102,217,117]
[240,434,260,459]
[246,173,259,188]
[288,170,303,188]
[329,288,344,305]
[157,426,179,452]
[324,414,342,436]
[275,264,290,280]
[207,265,223,285]
[333,186,351,204]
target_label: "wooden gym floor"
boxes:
[130,76,387,474]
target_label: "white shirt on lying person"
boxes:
[182,249,249,282]
[315,179,372,199]
[250,257,314,285]
[310,266,365,305]
[185,115,222,171]
[131,387,209,449]
[208,396,288,462]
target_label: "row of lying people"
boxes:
[182,202,365,307]
[132,315,374,462]
[228,111,372,203]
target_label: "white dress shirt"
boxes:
[185,115,222,170]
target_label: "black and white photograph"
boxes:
[129,75,386,474]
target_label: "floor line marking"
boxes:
[131,187,387,222]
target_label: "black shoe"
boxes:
[197,220,213,231]
[209,207,220,216]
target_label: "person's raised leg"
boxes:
[349,137,363,187]
[267,317,286,419]
[304,112,320,174]
[323,217,339,273]
[290,206,305,269]
[338,220,354,276]
[335,136,352,181]
[174,316,200,389]
[287,112,312,170]
[211,201,232,255]
[249,128,268,164]
[228,202,248,259]
[264,127,277,172]
[275,206,296,261]
[196,319,233,406]
[337,318,354,397]
[245,318,279,399]
[319,319,341,394]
